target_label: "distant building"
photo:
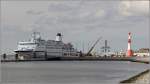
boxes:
[134,48,150,57]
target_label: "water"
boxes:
[1,61,149,84]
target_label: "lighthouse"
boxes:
[127,32,133,57]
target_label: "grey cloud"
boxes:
[28,1,148,38]
[26,10,43,15]
[1,1,149,54]
[119,1,149,16]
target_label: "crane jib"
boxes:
[86,37,102,56]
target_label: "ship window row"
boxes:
[46,46,63,49]
[19,43,37,45]
[63,53,78,56]
[47,52,63,53]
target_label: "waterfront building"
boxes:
[134,48,150,57]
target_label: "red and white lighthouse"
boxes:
[127,32,133,57]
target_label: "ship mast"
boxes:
[31,32,41,43]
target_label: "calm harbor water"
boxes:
[1,61,149,84]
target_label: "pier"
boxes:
[1,54,149,64]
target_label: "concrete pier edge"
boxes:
[1,57,149,64]
[120,69,150,83]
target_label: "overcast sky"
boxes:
[1,0,149,54]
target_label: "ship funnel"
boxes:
[56,33,62,41]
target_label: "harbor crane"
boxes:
[86,37,102,56]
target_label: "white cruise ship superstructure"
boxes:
[14,32,78,60]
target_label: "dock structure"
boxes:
[1,54,149,64]
[120,69,150,84]
[101,40,110,53]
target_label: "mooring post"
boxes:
[15,54,18,61]
[33,52,36,58]
[3,53,6,60]
[45,51,47,60]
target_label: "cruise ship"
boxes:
[14,32,78,60]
